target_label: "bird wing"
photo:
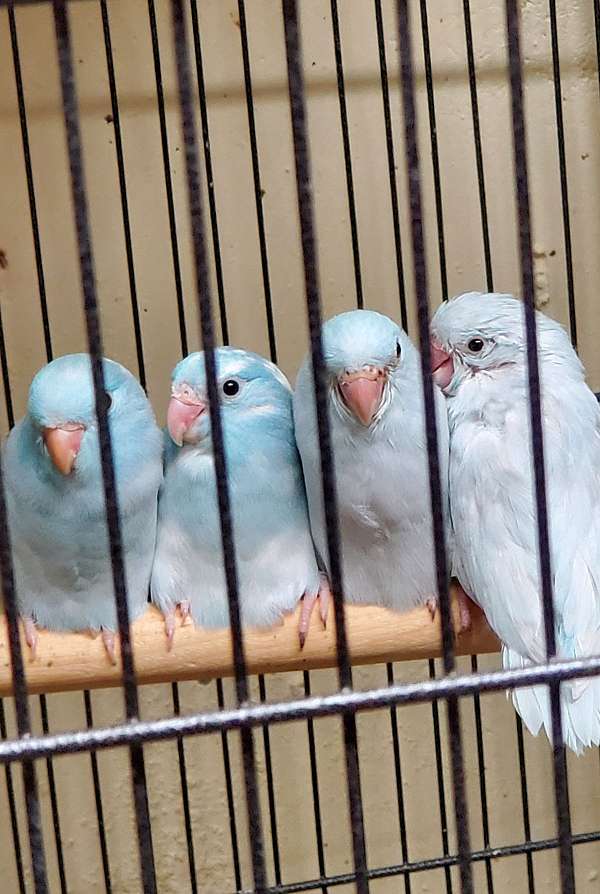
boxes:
[452,376,600,666]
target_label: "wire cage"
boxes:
[0,1,599,892]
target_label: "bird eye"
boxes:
[98,391,112,414]
[396,340,401,359]
[222,379,240,397]
[467,338,484,353]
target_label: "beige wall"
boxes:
[0,0,599,891]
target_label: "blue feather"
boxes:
[3,354,163,634]
[151,348,319,630]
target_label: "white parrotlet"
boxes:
[431,290,600,753]
[151,348,324,647]
[293,309,465,634]
[3,354,163,660]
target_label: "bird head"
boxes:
[27,354,151,476]
[429,291,574,397]
[318,310,406,428]
[167,348,293,448]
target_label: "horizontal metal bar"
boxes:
[241,829,600,893]
[1,653,600,764]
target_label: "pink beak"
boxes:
[167,395,206,446]
[43,424,85,475]
[339,372,385,426]
[430,340,454,391]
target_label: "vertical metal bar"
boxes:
[386,664,411,894]
[417,0,448,300]
[235,10,293,878]
[373,0,408,329]
[146,0,188,355]
[215,679,242,891]
[171,683,198,893]
[281,3,369,891]
[98,4,198,884]
[83,691,112,894]
[169,3,267,890]
[237,0,278,359]
[395,3,473,891]
[504,2,574,891]
[189,0,229,344]
[593,1,600,100]
[0,13,49,874]
[330,0,363,308]
[99,0,146,385]
[515,716,536,894]
[7,0,52,361]
[429,660,453,894]
[0,391,48,893]
[0,700,26,894]
[258,676,282,886]
[9,6,117,887]
[461,0,493,292]
[39,696,68,894]
[547,0,577,347]
[303,672,328,894]
[51,5,157,892]
[469,657,494,894]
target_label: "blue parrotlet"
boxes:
[3,354,163,661]
[293,309,469,633]
[151,348,325,647]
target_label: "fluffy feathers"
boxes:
[151,348,320,637]
[431,291,600,753]
[293,309,451,611]
[4,354,163,650]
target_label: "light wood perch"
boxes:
[0,584,500,696]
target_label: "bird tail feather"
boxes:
[504,647,600,755]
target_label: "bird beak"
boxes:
[167,395,206,446]
[339,368,385,426]
[430,340,454,390]
[43,424,85,475]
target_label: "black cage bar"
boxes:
[0,1,599,893]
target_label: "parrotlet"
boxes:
[3,354,163,660]
[431,291,600,753]
[293,309,466,634]
[150,348,323,646]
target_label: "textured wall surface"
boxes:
[0,1,599,891]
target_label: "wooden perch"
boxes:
[0,584,500,696]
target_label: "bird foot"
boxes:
[426,596,438,622]
[23,617,38,661]
[426,586,473,634]
[101,628,117,665]
[454,583,473,633]
[179,600,192,627]
[298,573,331,649]
[164,601,192,651]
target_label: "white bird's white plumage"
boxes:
[293,309,450,611]
[432,291,600,753]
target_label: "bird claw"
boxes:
[101,628,117,665]
[164,610,176,652]
[179,600,191,627]
[455,584,473,633]
[426,587,473,635]
[298,574,331,649]
[23,617,38,661]
[164,601,191,652]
